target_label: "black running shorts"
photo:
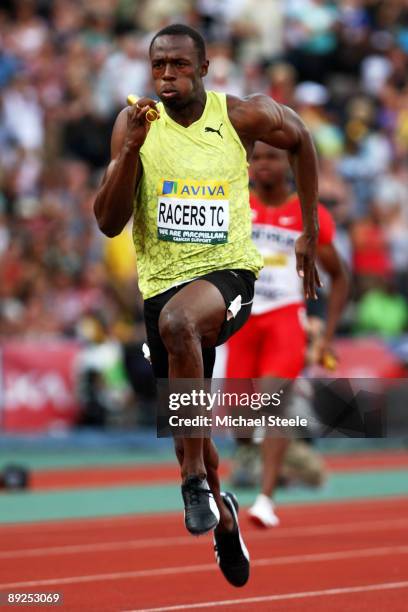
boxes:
[143,269,255,378]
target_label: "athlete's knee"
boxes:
[159,306,199,353]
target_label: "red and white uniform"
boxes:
[226,193,335,378]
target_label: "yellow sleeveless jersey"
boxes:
[133,90,263,299]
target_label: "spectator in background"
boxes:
[294,81,344,158]
[94,33,150,117]
[137,0,193,33]
[50,0,85,44]
[206,42,245,96]
[337,96,392,217]
[2,73,44,151]
[267,62,297,106]
[337,0,372,76]
[372,159,408,300]
[8,0,48,60]
[229,0,284,64]
[285,0,339,83]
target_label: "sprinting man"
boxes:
[93,24,321,586]
[226,142,349,527]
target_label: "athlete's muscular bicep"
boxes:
[228,94,306,152]
[251,98,304,150]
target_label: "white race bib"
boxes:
[251,223,303,313]
[156,179,230,245]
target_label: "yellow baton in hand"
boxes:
[322,351,338,371]
[127,94,159,123]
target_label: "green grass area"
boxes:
[0,470,407,524]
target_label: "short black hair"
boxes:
[149,24,206,63]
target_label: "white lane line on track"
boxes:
[1,517,408,559]
[124,581,408,612]
[1,545,408,589]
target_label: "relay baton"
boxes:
[127,94,159,123]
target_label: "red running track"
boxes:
[0,496,408,611]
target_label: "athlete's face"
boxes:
[250,142,288,188]
[150,35,209,109]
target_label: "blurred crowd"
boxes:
[1,0,408,359]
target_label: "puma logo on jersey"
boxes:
[205,123,223,139]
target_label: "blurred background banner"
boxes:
[0,337,405,435]
[0,340,80,432]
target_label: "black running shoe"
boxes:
[181,476,220,535]
[214,492,250,587]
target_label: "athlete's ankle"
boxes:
[181,470,207,483]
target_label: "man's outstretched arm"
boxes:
[229,94,321,299]
[93,98,159,237]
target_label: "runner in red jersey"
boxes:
[226,142,349,527]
